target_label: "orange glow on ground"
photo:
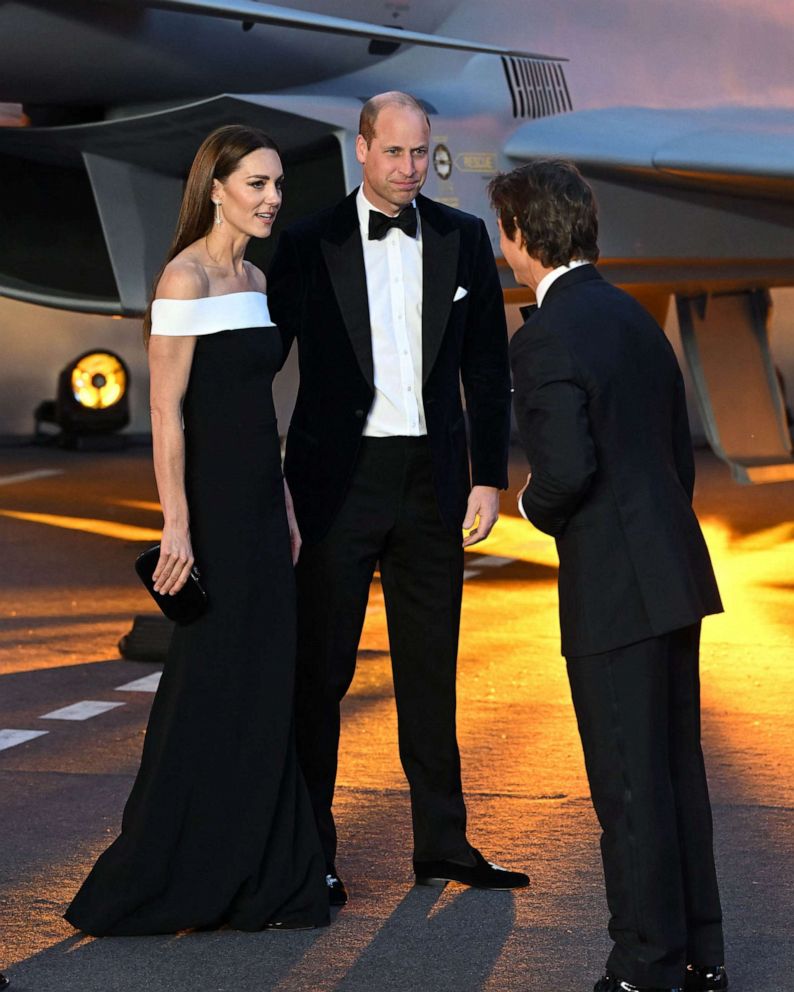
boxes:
[0,510,161,543]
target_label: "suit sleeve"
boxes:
[460,220,511,489]
[671,366,696,502]
[266,229,303,369]
[510,325,596,536]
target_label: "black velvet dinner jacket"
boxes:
[267,189,511,546]
[509,264,723,657]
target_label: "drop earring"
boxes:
[213,200,223,227]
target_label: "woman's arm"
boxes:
[255,258,302,564]
[148,263,204,594]
[283,477,302,565]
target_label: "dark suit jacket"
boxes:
[267,189,511,545]
[510,264,722,657]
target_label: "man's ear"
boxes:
[355,133,368,166]
[511,220,528,251]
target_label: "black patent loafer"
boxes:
[326,868,348,907]
[0,974,10,990]
[594,973,683,992]
[414,848,529,890]
[684,965,728,991]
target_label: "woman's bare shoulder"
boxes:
[156,255,210,301]
[243,260,267,293]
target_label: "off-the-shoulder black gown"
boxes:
[65,293,329,935]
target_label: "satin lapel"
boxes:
[321,203,374,388]
[420,208,459,385]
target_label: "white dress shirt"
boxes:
[518,260,590,521]
[534,259,590,308]
[356,187,426,437]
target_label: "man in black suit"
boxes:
[489,161,727,992]
[268,91,528,904]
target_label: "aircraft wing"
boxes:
[504,105,794,484]
[504,106,794,201]
[120,0,563,60]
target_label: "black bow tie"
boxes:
[368,206,418,241]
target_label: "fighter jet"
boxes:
[1,0,792,481]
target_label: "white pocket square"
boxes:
[453,286,468,302]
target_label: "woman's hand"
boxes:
[283,479,302,565]
[153,523,195,595]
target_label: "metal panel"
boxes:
[84,154,182,316]
[677,290,794,483]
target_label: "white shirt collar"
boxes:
[535,259,590,308]
[356,186,417,230]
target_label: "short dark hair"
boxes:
[488,160,599,268]
[359,91,430,147]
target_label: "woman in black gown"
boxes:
[65,125,329,935]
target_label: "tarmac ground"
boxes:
[0,443,792,992]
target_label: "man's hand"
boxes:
[462,485,500,547]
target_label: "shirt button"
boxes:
[407,386,412,392]
[354,409,364,418]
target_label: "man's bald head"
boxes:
[359,91,430,148]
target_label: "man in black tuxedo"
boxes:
[268,91,528,904]
[490,161,727,992]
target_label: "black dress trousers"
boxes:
[293,436,469,867]
[566,623,724,988]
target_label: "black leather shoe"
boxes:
[684,965,728,991]
[594,973,683,991]
[0,974,9,990]
[326,867,348,907]
[414,848,529,890]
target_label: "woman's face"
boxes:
[212,147,283,238]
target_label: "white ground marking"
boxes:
[115,672,162,693]
[40,700,126,721]
[0,469,63,487]
[470,554,516,568]
[0,729,49,751]
[464,553,517,579]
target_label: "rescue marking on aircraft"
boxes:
[454,152,497,173]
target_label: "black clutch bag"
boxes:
[134,545,207,625]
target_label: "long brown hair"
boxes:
[142,124,281,343]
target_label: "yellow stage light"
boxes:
[34,349,130,448]
[70,352,127,410]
